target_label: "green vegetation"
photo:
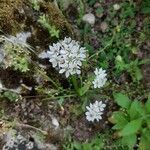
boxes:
[110,93,150,149]
[0,0,149,149]
[38,14,60,38]
[64,134,104,150]
[0,36,30,72]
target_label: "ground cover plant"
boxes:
[0,0,150,149]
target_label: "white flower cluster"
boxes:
[3,134,34,150]
[92,68,107,88]
[85,101,106,122]
[46,37,86,78]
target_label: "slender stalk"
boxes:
[88,33,115,60]
[71,75,80,96]
[42,94,77,101]
[36,67,61,90]
[88,19,125,60]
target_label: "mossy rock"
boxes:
[0,0,26,34]
[0,0,74,37]
[40,1,74,38]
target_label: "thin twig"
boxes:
[15,123,47,135]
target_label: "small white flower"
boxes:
[113,4,121,11]
[92,68,107,88]
[40,37,87,78]
[9,32,31,45]
[85,100,106,122]
[38,51,49,59]
[26,141,34,150]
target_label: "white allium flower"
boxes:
[45,37,87,78]
[85,101,106,122]
[92,68,107,88]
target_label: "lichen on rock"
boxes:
[0,0,26,34]
[40,1,74,38]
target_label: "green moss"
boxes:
[40,2,74,38]
[0,0,25,34]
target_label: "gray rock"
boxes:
[82,13,95,25]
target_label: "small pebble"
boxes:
[100,22,108,32]
[52,117,59,129]
[82,13,96,25]
[113,4,121,11]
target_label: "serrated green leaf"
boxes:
[122,134,137,148]
[145,95,150,113]
[114,93,131,109]
[129,100,145,120]
[139,128,150,150]
[112,112,128,130]
[121,119,142,136]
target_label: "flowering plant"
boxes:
[44,37,87,78]
[85,100,106,122]
[92,68,107,88]
[39,37,107,96]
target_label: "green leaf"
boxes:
[114,93,131,109]
[146,118,150,126]
[141,0,150,14]
[141,7,150,14]
[129,100,145,120]
[84,42,94,55]
[121,119,142,136]
[122,134,137,148]
[134,67,143,81]
[78,75,93,96]
[78,81,92,96]
[82,143,92,150]
[145,95,150,113]
[73,141,82,150]
[139,128,150,150]
[112,112,128,130]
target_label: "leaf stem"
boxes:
[71,75,80,96]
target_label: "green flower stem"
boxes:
[37,67,61,90]
[42,94,77,101]
[88,33,115,60]
[88,20,125,60]
[71,75,80,96]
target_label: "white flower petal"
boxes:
[85,100,106,122]
[59,69,66,74]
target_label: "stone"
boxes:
[100,22,108,32]
[82,13,95,25]
[113,4,121,11]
